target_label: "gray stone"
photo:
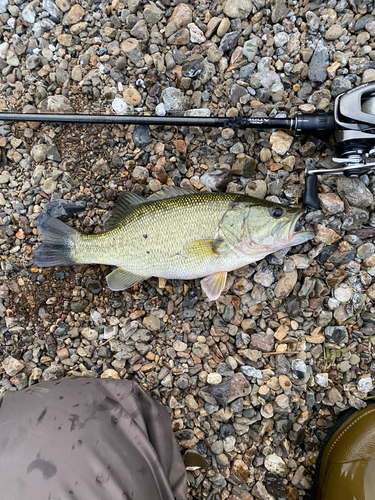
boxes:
[167,29,190,45]
[31,144,48,163]
[143,3,163,24]
[331,76,352,97]
[324,326,348,344]
[39,95,74,113]
[43,200,87,221]
[223,0,252,19]
[308,41,329,83]
[219,30,241,52]
[121,38,143,64]
[161,87,186,114]
[133,125,152,148]
[229,84,248,106]
[132,165,149,183]
[254,71,283,92]
[200,169,232,191]
[271,0,289,24]
[337,177,373,208]
[42,0,63,18]
[243,39,258,62]
[292,359,309,383]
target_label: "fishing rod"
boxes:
[1,81,375,209]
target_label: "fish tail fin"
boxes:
[33,213,81,267]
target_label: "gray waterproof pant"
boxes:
[0,377,187,500]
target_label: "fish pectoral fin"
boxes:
[201,271,227,301]
[185,238,225,259]
[106,267,147,291]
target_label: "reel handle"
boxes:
[303,172,320,209]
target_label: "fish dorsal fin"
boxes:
[147,186,197,202]
[106,267,147,291]
[104,192,145,231]
[201,271,228,301]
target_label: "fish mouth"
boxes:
[273,209,314,246]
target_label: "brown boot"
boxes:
[312,404,375,500]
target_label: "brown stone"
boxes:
[314,224,341,245]
[170,3,193,27]
[173,139,187,154]
[279,375,292,391]
[231,459,249,483]
[123,87,142,106]
[227,372,251,403]
[250,333,275,352]
[63,4,85,25]
[274,269,298,299]
[2,356,25,376]
[101,369,120,379]
[326,386,343,403]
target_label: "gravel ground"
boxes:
[1,0,375,499]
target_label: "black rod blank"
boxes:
[0,112,294,130]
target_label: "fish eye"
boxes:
[270,207,285,219]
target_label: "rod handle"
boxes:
[303,172,320,209]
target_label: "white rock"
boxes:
[223,435,236,452]
[328,297,340,310]
[315,373,329,388]
[264,453,288,477]
[187,23,206,44]
[0,42,9,60]
[155,103,166,116]
[207,373,223,385]
[22,3,36,23]
[173,340,188,352]
[0,0,8,14]
[274,32,289,47]
[112,97,133,115]
[270,130,293,155]
[358,377,373,393]
[184,108,211,117]
[334,285,352,303]
[81,327,98,341]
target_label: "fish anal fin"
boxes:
[200,271,227,301]
[186,239,225,260]
[104,192,145,231]
[106,267,147,291]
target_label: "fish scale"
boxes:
[76,193,238,279]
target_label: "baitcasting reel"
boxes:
[304,81,375,208]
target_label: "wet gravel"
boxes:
[1,0,375,499]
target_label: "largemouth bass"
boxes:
[34,187,314,301]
